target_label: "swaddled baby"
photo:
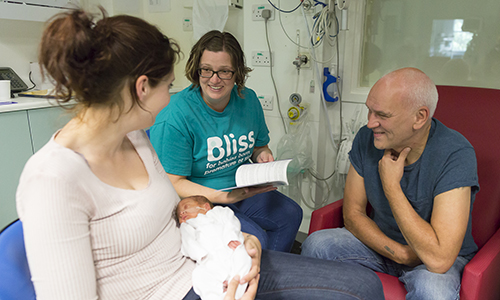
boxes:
[175,196,251,300]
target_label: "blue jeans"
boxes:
[224,190,302,252]
[183,249,384,300]
[302,228,471,300]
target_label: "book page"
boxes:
[235,159,292,188]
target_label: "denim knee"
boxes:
[236,214,269,250]
[270,191,303,228]
[301,228,352,259]
[401,259,467,300]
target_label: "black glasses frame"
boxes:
[197,68,235,80]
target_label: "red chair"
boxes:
[308,86,500,300]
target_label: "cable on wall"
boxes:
[277,1,310,50]
[263,10,288,134]
[267,0,303,13]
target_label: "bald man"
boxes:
[302,68,479,300]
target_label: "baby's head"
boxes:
[175,195,214,226]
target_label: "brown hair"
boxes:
[185,30,251,96]
[39,7,180,116]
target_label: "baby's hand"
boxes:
[228,240,241,250]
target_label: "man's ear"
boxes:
[413,106,430,130]
[135,75,149,101]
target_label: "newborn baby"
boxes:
[175,195,252,300]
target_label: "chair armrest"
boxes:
[461,228,500,300]
[308,199,344,235]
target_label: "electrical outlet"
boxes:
[258,95,273,111]
[252,51,272,67]
[183,18,193,31]
[252,4,275,21]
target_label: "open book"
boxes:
[218,159,292,191]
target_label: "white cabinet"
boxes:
[0,106,70,229]
[0,110,33,229]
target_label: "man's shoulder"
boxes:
[352,125,375,149]
[431,119,473,149]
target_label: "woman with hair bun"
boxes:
[17,8,193,299]
[16,8,384,300]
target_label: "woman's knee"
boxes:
[237,214,269,249]
[273,191,303,224]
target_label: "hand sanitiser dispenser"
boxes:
[323,67,339,102]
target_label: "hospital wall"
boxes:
[0,0,359,236]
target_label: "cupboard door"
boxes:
[0,111,33,229]
[28,107,71,153]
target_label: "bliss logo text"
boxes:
[207,131,255,162]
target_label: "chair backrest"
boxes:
[434,85,500,249]
[0,219,36,299]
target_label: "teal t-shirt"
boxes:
[150,85,270,190]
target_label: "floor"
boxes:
[290,240,302,254]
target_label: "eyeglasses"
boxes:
[198,68,235,80]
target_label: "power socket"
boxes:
[252,4,275,21]
[258,95,273,111]
[183,18,193,31]
[252,51,272,67]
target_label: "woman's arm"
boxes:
[224,274,259,300]
[222,232,261,300]
[17,171,97,299]
[167,174,276,204]
[222,232,262,300]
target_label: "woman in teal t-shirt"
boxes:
[150,30,302,252]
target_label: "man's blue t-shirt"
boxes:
[349,118,479,257]
[150,85,270,190]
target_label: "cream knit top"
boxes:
[16,130,195,300]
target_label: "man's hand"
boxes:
[397,245,422,267]
[378,147,411,191]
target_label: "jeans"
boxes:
[224,190,303,252]
[302,228,471,300]
[182,249,384,300]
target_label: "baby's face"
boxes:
[177,199,208,224]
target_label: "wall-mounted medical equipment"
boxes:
[323,67,339,102]
[287,93,308,121]
[288,105,308,121]
[293,54,309,69]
